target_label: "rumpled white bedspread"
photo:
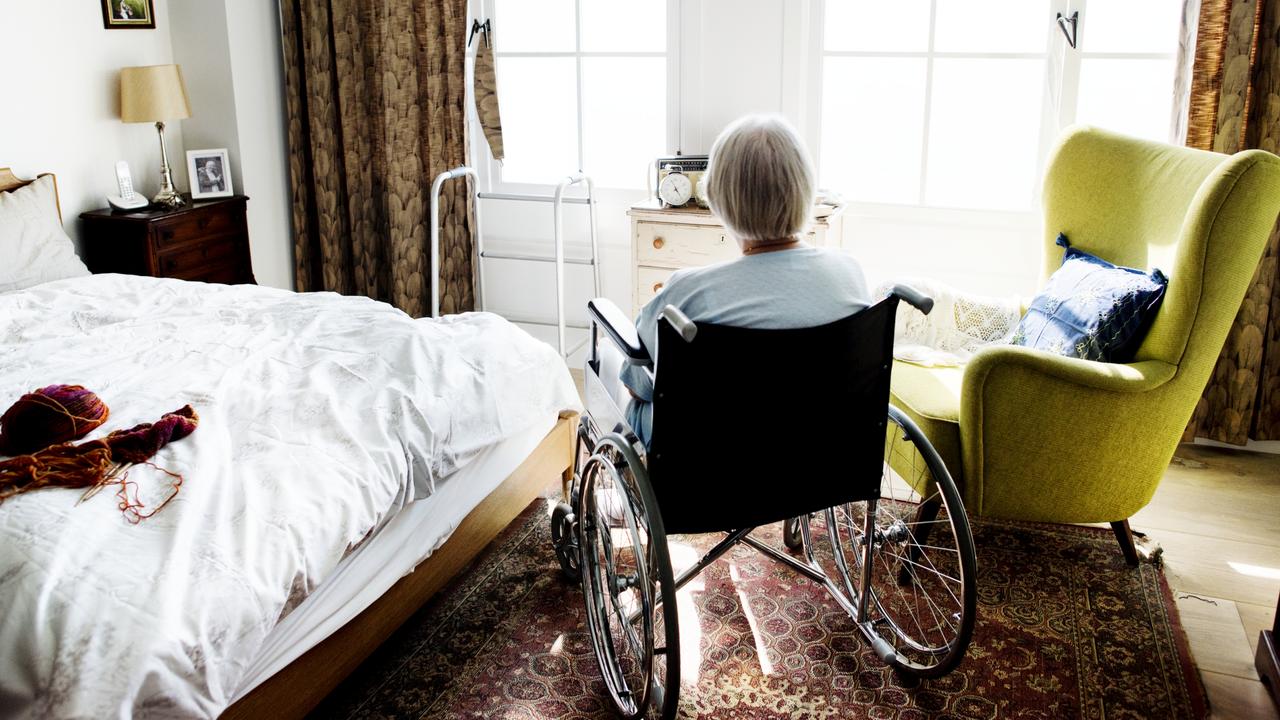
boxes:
[0,274,580,719]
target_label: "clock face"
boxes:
[659,172,694,206]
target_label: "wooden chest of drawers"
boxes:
[79,195,256,285]
[627,200,844,315]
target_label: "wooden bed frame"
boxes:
[223,414,575,719]
[1,167,578,718]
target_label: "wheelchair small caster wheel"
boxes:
[783,516,806,552]
[551,501,581,582]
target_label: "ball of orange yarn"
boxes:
[0,385,110,457]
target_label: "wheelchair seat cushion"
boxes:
[889,360,963,482]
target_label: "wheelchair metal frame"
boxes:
[579,313,906,666]
[555,290,976,720]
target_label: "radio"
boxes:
[655,155,709,209]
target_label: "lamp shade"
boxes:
[120,64,191,122]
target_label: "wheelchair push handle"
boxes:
[660,305,698,343]
[891,284,934,315]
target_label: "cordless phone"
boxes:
[107,161,148,211]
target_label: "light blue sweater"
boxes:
[619,245,870,444]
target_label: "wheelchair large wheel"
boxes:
[826,405,977,679]
[577,433,680,719]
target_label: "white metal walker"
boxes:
[429,168,603,358]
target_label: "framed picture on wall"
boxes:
[101,0,156,29]
[187,149,234,200]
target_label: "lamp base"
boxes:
[152,187,186,209]
[152,121,186,209]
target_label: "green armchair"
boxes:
[890,126,1280,563]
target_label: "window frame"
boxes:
[470,0,681,197]
[805,0,1182,222]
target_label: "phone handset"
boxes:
[107,161,148,211]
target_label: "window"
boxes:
[816,0,1184,213]
[489,0,671,190]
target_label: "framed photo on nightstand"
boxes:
[187,149,234,200]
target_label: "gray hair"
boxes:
[702,114,815,242]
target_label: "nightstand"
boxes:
[79,195,256,284]
[626,200,844,315]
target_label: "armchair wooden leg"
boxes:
[1111,520,1140,566]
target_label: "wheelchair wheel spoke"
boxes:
[825,408,977,678]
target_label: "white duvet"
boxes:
[0,275,580,718]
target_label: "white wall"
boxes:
[0,1,292,290]
[0,1,184,240]
[170,0,294,290]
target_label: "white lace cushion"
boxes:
[0,176,90,293]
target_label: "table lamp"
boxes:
[120,64,191,209]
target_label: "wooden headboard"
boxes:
[0,167,63,224]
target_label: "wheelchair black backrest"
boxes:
[647,295,899,535]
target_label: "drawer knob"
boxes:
[652,237,665,249]
[653,282,664,293]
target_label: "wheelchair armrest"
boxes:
[891,284,934,315]
[587,298,652,365]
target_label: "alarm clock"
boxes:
[655,155,709,208]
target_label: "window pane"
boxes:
[580,0,665,52]
[1076,58,1177,142]
[925,59,1045,210]
[494,0,575,52]
[582,57,667,188]
[820,57,927,204]
[933,0,1051,54]
[1081,0,1183,54]
[496,57,579,184]
[824,0,931,52]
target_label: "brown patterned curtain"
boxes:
[280,0,475,317]
[1181,0,1280,443]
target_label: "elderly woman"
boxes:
[609,114,870,446]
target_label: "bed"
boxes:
[0,167,581,718]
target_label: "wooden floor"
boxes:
[569,371,1278,717]
[1133,443,1280,719]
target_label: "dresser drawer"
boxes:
[635,222,736,267]
[184,262,244,285]
[157,236,240,278]
[152,206,239,251]
[636,266,676,308]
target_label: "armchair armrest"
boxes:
[587,298,651,366]
[959,345,1182,523]
[965,346,1177,394]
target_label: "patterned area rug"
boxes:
[313,500,1206,719]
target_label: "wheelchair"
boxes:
[550,288,978,719]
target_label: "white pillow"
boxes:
[0,175,90,292]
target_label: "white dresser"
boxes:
[626,200,845,315]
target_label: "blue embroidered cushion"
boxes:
[1011,234,1168,363]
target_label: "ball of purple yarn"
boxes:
[0,385,111,457]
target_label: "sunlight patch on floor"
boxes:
[1227,561,1280,580]
[730,562,775,677]
[668,540,704,686]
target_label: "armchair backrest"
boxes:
[1041,126,1280,375]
